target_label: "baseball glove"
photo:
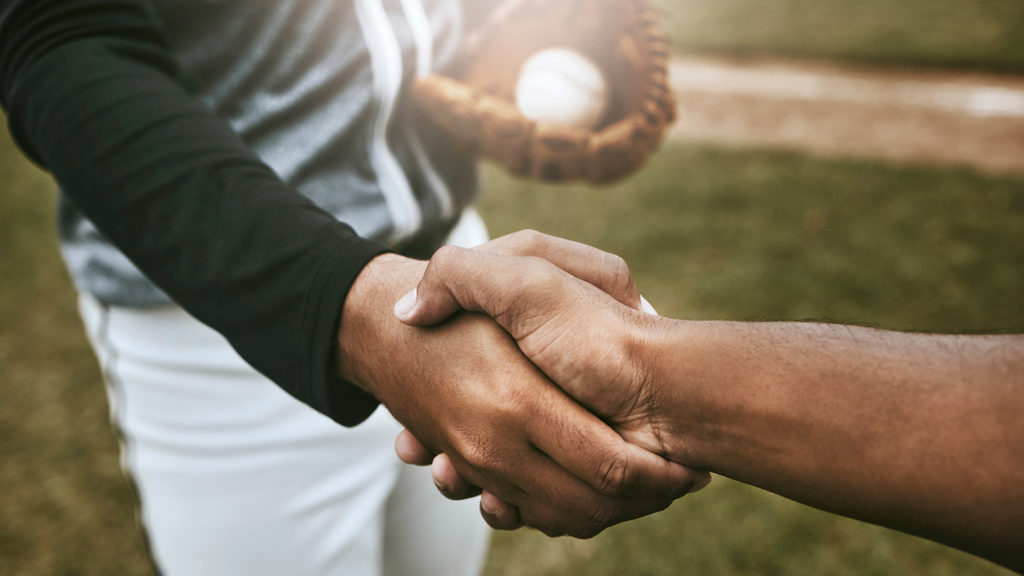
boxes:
[411,0,675,185]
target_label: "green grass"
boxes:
[477,146,1024,335]
[657,0,1024,73]
[2,133,1023,574]
[0,129,155,574]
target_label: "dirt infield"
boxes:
[668,54,1024,177]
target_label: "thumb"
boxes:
[393,288,427,323]
[392,246,566,344]
[392,246,502,327]
[393,285,464,327]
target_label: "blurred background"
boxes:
[2,0,1022,574]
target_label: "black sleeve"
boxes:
[0,0,388,426]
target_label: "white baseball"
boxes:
[515,48,610,130]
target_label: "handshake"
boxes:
[339,230,708,538]
[338,231,1024,569]
[391,231,710,535]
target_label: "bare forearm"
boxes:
[648,321,1024,569]
[390,233,1023,557]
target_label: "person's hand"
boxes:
[395,231,683,459]
[390,231,712,529]
[337,246,705,538]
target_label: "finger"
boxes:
[440,421,696,539]
[432,417,640,538]
[689,471,713,494]
[533,431,705,503]
[395,428,434,466]
[452,447,602,538]
[505,454,697,539]
[479,491,521,531]
[431,453,482,500]
[398,246,592,346]
[435,443,590,537]
[395,232,645,327]
[395,246,550,329]
[393,245,477,326]
[526,385,699,502]
[498,383,702,537]
[478,230,643,311]
[517,492,680,539]
[504,434,709,538]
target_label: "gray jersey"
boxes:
[59,0,478,306]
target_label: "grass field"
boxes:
[659,0,1024,73]
[3,123,1022,574]
[0,131,156,574]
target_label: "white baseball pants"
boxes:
[77,211,491,575]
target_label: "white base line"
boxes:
[670,56,1024,119]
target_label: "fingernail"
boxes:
[433,477,448,495]
[394,289,417,319]
[689,473,713,494]
[480,496,497,516]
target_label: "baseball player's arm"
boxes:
[396,233,1024,571]
[0,0,391,424]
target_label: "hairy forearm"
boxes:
[647,321,1024,569]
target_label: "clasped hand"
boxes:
[358,231,711,534]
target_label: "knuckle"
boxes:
[577,503,617,539]
[449,428,498,472]
[525,255,558,281]
[510,257,559,295]
[596,448,635,496]
[508,229,550,255]
[493,380,533,420]
[456,440,495,472]
[600,251,639,303]
[430,244,465,270]
[516,228,545,246]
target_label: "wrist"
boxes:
[336,253,427,396]
[633,317,717,467]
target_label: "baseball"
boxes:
[515,48,610,130]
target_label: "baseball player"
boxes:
[0,0,695,574]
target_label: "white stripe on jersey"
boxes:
[355,0,423,243]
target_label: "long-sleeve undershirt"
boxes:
[0,0,389,426]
